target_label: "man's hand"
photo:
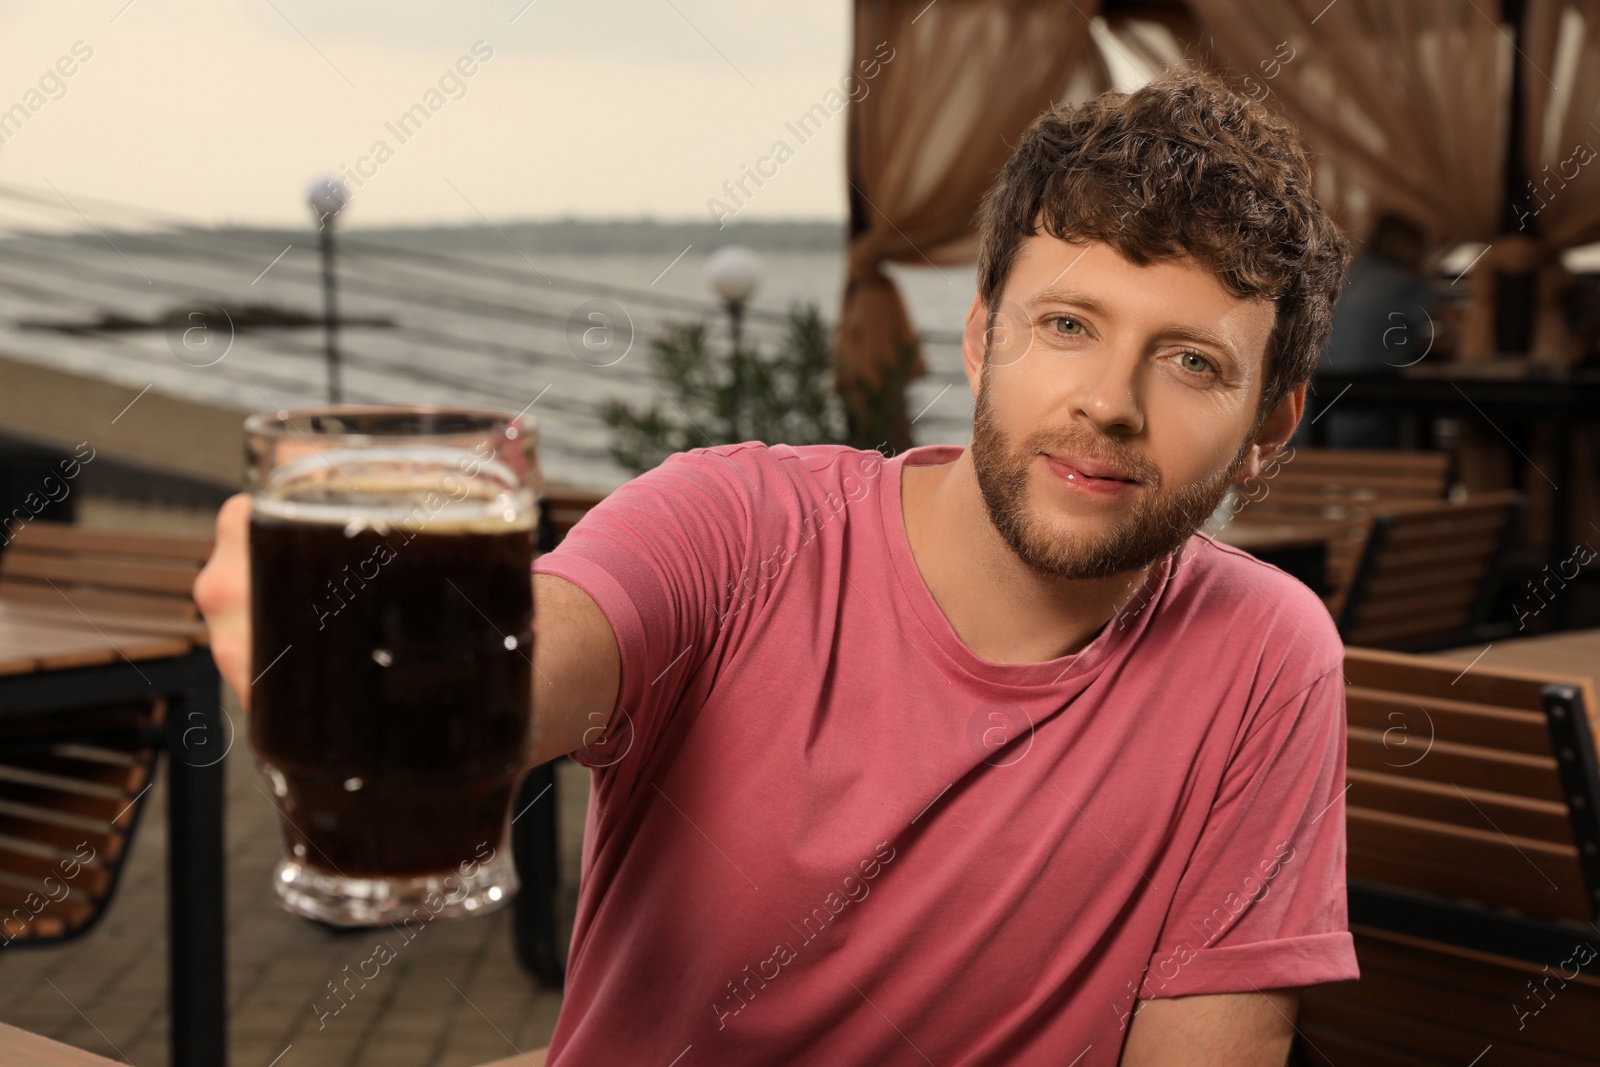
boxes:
[193,492,254,711]
[1120,989,1298,1066]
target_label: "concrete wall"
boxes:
[0,351,246,490]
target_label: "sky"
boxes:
[0,0,872,230]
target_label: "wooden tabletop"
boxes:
[1210,519,1346,553]
[0,599,198,678]
[0,1022,123,1066]
[1428,627,1600,686]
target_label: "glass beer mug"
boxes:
[244,404,539,925]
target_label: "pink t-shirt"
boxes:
[533,441,1357,1066]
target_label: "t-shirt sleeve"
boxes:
[531,445,759,771]
[1138,666,1359,998]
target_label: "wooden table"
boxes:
[0,599,226,1067]
[1210,519,1343,595]
[1429,629,1600,837]
[0,1021,125,1066]
[1427,627,1600,687]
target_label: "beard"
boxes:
[970,363,1255,581]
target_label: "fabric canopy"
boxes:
[836,0,1600,429]
[1185,0,1509,245]
[1183,0,1600,362]
[837,0,1111,450]
[1523,0,1600,251]
[1184,0,1514,359]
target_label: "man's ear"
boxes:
[962,293,987,399]
[1234,382,1306,485]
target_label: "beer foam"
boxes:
[255,448,536,533]
[253,492,536,534]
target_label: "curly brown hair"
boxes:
[975,68,1351,426]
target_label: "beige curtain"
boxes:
[1182,0,1600,363]
[1184,0,1510,244]
[1518,0,1600,364]
[1523,0,1600,250]
[837,0,1109,450]
[1184,0,1513,358]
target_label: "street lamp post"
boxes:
[706,246,762,442]
[307,177,349,404]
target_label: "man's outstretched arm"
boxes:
[1120,988,1298,1066]
[192,493,621,770]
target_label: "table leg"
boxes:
[165,664,228,1067]
[511,762,563,988]
[1552,410,1575,629]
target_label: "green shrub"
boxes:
[601,303,848,474]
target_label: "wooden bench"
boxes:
[0,520,211,946]
[1294,646,1600,1064]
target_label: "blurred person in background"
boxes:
[1296,210,1440,449]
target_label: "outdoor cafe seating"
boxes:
[4,442,1596,1066]
[5,0,1600,1059]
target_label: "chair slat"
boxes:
[1355,586,1477,624]
[0,841,109,897]
[0,578,199,621]
[0,751,152,793]
[4,521,213,563]
[1347,843,1589,921]
[0,779,134,826]
[1345,649,1552,712]
[0,811,120,862]
[1,550,201,597]
[1349,804,1580,861]
[1357,565,1501,608]
[0,702,158,746]
[1347,728,1564,801]
[1345,690,1549,755]
[1347,768,1571,842]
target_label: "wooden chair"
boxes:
[0,523,213,639]
[0,521,211,946]
[1249,446,1454,505]
[1295,647,1600,1065]
[540,484,608,545]
[1335,491,1524,650]
[1231,448,1455,621]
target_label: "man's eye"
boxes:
[1050,317,1084,335]
[1176,350,1215,375]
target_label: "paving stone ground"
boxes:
[0,498,586,1067]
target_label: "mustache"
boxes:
[1023,431,1162,486]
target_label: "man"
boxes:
[196,68,1358,1065]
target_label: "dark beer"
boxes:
[249,505,533,877]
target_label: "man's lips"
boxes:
[1040,451,1139,484]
